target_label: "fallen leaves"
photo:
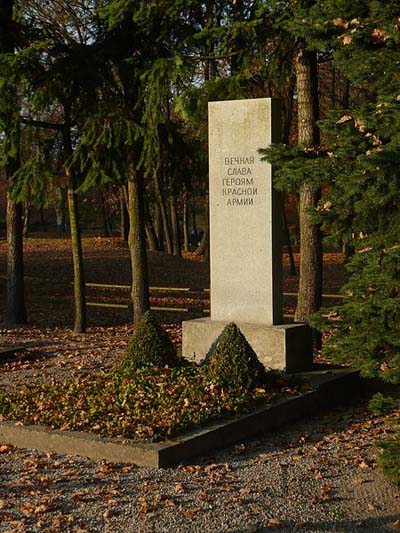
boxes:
[19,497,55,516]
[0,364,298,443]
[266,518,282,528]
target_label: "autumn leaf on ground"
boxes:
[266,518,282,528]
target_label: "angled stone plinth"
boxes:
[182,318,313,372]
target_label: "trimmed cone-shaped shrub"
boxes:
[118,311,177,373]
[207,323,266,389]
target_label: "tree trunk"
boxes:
[153,202,164,251]
[23,200,31,237]
[145,219,158,252]
[127,152,150,327]
[55,186,67,232]
[182,190,189,253]
[39,204,47,232]
[283,73,296,144]
[230,0,244,75]
[119,185,129,240]
[6,192,26,327]
[196,192,209,262]
[191,199,198,235]
[169,194,181,256]
[294,41,323,323]
[295,182,322,319]
[341,77,350,108]
[156,174,172,254]
[98,188,110,237]
[63,121,86,334]
[66,177,86,333]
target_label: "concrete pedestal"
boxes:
[182,318,313,372]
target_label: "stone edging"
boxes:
[0,369,360,468]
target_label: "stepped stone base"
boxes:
[182,318,313,372]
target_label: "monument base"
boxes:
[182,318,313,373]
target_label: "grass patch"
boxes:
[0,365,302,442]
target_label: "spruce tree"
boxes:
[307,1,400,384]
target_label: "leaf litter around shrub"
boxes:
[0,315,304,444]
[0,365,301,442]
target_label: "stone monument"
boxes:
[182,98,312,371]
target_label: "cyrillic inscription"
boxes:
[222,155,258,206]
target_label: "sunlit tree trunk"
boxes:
[294,40,323,323]
[63,121,86,334]
[6,189,26,327]
[127,151,150,327]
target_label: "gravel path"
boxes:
[0,403,399,533]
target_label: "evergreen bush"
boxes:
[117,311,177,373]
[369,394,400,484]
[207,323,266,390]
[369,393,400,416]
[377,432,400,484]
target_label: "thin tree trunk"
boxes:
[294,41,323,323]
[39,204,47,232]
[98,188,110,237]
[63,122,86,334]
[191,200,198,235]
[145,219,158,252]
[342,78,350,109]
[6,192,26,327]
[23,200,31,237]
[66,177,86,333]
[182,190,189,253]
[153,202,164,251]
[127,152,150,327]
[55,186,66,232]
[196,192,209,262]
[156,174,172,254]
[169,194,181,256]
[283,73,296,144]
[119,185,129,240]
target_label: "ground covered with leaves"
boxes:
[0,235,346,329]
[0,364,299,442]
[0,236,399,531]
[0,402,398,532]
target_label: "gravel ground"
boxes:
[0,328,399,532]
[0,401,399,532]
